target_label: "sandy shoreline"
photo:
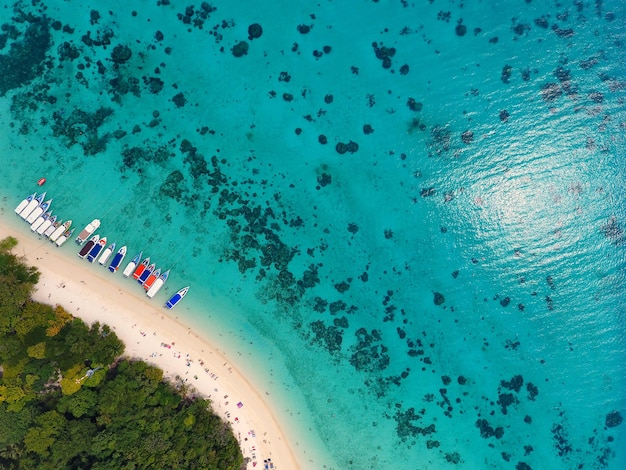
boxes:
[0,218,300,470]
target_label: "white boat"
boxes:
[75,219,101,245]
[30,211,51,232]
[43,219,61,238]
[55,228,74,247]
[25,199,52,224]
[49,220,72,242]
[36,214,57,236]
[122,251,142,278]
[98,242,116,265]
[15,193,36,215]
[19,192,45,219]
[146,270,169,298]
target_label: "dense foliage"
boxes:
[0,237,243,469]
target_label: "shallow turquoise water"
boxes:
[1,0,625,468]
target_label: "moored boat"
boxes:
[43,218,61,238]
[30,211,51,232]
[132,256,150,280]
[146,270,169,298]
[36,214,57,236]
[78,235,99,259]
[49,220,72,242]
[15,193,36,215]
[137,263,156,285]
[55,228,74,247]
[123,252,142,278]
[87,237,107,263]
[108,245,127,273]
[98,242,116,265]
[165,286,189,309]
[25,199,52,224]
[76,219,101,245]
[18,192,45,219]
[143,268,161,290]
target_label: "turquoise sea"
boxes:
[1,0,625,468]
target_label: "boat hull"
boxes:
[36,217,56,236]
[137,264,155,285]
[76,219,101,245]
[108,246,127,273]
[166,287,189,309]
[78,236,99,259]
[15,193,36,215]
[49,221,71,242]
[98,243,115,265]
[87,238,107,263]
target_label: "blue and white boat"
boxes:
[137,262,155,285]
[19,192,45,220]
[25,198,52,224]
[87,237,107,263]
[166,286,189,309]
[30,211,51,232]
[15,192,36,215]
[36,214,57,236]
[108,245,127,273]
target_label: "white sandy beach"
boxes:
[0,220,300,470]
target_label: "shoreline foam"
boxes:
[0,217,301,470]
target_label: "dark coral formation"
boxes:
[0,15,51,95]
[232,40,249,57]
[247,23,263,40]
[605,411,623,428]
[394,406,436,442]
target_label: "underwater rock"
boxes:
[346,140,359,153]
[501,64,513,83]
[317,172,331,187]
[461,130,474,144]
[297,24,311,34]
[111,44,132,64]
[501,374,524,392]
[541,82,562,102]
[232,40,249,57]
[318,134,327,144]
[497,392,517,414]
[407,97,423,112]
[499,109,510,122]
[160,170,186,202]
[433,292,445,305]
[476,419,504,439]
[172,92,187,107]
[394,406,436,441]
[606,411,623,428]
[552,423,573,456]
[526,382,538,400]
[455,21,467,36]
[248,23,263,40]
[335,142,347,154]
[441,375,451,385]
[363,124,374,134]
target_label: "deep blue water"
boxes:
[1,0,625,468]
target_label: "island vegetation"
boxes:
[0,236,243,469]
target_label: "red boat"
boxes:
[143,268,161,290]
[37,177,46,186]
[132,257,150,280]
